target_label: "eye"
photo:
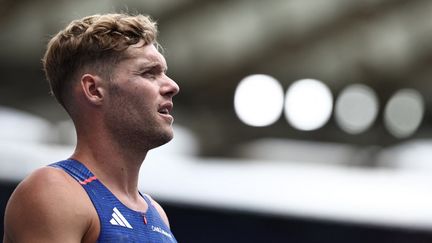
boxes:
[141,70,158,79]
[141,71,154,78]
[140,66,163,80]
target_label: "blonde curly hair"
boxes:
[42,13,158,108]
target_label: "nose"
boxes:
[161,75,180,98]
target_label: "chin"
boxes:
[163,131,174,144]
[149,130,174,149]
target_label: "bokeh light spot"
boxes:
[234,74,284,127]
[384,89,424,138]
[335,84,379,134]
[284,79,333,131]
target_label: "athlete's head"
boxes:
[42,13,158,112]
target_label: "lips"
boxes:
[158,108,169,114]
[158,102,173,115]
[158,103,174,124]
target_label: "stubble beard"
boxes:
[105,84,174,154]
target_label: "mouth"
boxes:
[158,108,170,115]
[158,102,174,121]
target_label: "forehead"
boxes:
[121,42,167,68]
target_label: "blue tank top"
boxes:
[49,159,177,243]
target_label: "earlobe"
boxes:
[80,74,105,105]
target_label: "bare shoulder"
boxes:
[4,166,97,243]
[146,194,171,228]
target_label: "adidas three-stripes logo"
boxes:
[110,207,133,229]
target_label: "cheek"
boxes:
[109,82,159,112]
[127,91,155,115]
[135,85,159,105]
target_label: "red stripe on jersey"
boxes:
[79,176,97,185]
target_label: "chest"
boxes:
[82,202,176,243]
[100,206,176,242]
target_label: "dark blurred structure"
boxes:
[2,0,432,156]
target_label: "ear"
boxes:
[80,74,105,105]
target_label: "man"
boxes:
[3,13,179,242]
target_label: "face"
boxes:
[104,41,180,151]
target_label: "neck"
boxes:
[71,133,148,199]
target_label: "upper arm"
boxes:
[4,167,93,243]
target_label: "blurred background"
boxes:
[2,0,432,242]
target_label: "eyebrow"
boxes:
[140,61,167,70]
[135,61,168,73]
